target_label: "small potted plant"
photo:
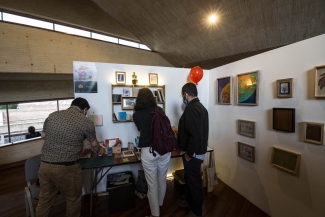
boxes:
[132,72,138,85]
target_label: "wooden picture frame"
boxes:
[304,122,324,145]
[238,119,256,138]
[121,97,136,110]
[236,70,259,106]
[273,108,295,132]
[271,147,301,174]
[116,71,126,84]
[149,73,158,85]
[277,78,293,98]
[237,142,255,163]
[217,76,232,104]
[314,65,325,98]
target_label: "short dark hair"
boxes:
[71,97,90,110]
[28,126,35,134]
[134,88,157,111]
[182,82,197,97]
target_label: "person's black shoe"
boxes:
[177,197,191,209]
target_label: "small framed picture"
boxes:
[217,76,232,104]
[238,119,256,138]
[236,70,259,106]
[277,78,293,98]
[304,122,324,145]
[121,97,136,110]
[149,73,158,85]
[271,147,301,174]
[314,65,325,97]
[116,71,126,84]
[238,142,255,163]
[273,108,295,132]
[122,150,135,157]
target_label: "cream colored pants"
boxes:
[141,147,171,217]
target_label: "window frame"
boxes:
[0,97,73,147]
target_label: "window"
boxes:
[2,13,53,30]
[139,44,151,50]
[0,99,72,146]
[58,99,73,110]
[119,39,139,48]
[0,105,9,146]
[0,11,151,51]
[92,33,118,44]
[54,24,90,38]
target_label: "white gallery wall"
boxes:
[75,62,210,192]
[209,34,325,217]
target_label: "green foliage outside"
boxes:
[0,104,18,109]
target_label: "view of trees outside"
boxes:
[0,99,73,146]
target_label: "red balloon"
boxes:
[189,66,203,84]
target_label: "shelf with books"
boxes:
[111,84,166,123]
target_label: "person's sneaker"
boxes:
[177,197,191,209]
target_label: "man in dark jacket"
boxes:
[176,82,209,217]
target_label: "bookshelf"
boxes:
[111,84,166,123]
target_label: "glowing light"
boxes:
[209,14,217,23]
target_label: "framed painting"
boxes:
[237,142,255,163]
[121,97,136,110]
[237,71,259,106]
[271,147,301,174]
[217,76,232,104]
[277,78,293,98]
[273,108,295,132]
[238,119,256,138]
[304,122,324,145]
[149,73,158,85]
[315,65,325,97]
[116,71,126,84]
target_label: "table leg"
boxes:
[90,168,93,217]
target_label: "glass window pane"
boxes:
[9,101,57,143]
[119,39,139,48]
[0,105,9,146]
[58,99,73,110]
[54,24,90,38]
[2,13,53,30]
[92,33,118,43]
[139,44,151,51]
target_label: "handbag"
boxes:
[206,152,218,192]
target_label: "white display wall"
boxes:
[209,34,325,217]
[75,62,210,193]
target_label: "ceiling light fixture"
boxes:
[209,14,217,23]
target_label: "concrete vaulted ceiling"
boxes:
[93,0,325,69]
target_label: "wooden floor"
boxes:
[0,164,270,217]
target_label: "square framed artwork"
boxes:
[149,73,158,85]
[273,108,295,132]
[277,78,293,98]
[315,65,325,97]
[237,142,255,163]
[304,122,324,145]
[238,119,256,138]
[236,70,259,106]
[217,76,232,104]
[121,97,136,110]
[271,147,301,174]
[116,71,126,84]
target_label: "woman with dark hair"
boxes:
[133,88,171,217]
